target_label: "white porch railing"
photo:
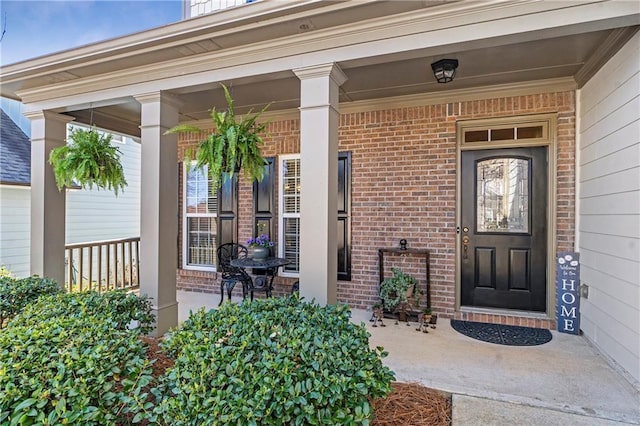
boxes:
[64,237,140,293]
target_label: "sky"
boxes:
[0,0,183,67]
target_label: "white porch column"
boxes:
[293,63,347,305]
[25,110,74,286]
[135,92,180,335]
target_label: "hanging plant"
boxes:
[165,84,270,193]
[49,127,127,196]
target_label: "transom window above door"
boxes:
[458,114,553,147]
[464,125,544,143]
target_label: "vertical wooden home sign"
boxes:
[556,251,581,334]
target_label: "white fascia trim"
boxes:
[1,0,329,76]
[16,0,637,108]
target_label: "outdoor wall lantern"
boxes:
[431,58,459,83]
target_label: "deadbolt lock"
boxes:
[462,227,469,233]
[462,236,470,244]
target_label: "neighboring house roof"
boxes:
[0,108,30,186]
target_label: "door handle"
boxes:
[462,235,470,260]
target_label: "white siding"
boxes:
[0,136,141,277]
[0,186,31,277]
[578,31,640,385]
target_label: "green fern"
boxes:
[48,127,127,196]
[165,84,270,193]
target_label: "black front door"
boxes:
[460,147,548,312]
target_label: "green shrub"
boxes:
[0,291,155,425]
[0,275,62,328]
[155,296,395,425]
[9,290,154,334]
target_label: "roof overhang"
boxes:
[1,0,638,137]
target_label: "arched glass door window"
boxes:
[476,157,530,233]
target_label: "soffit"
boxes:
[172,29,612,120]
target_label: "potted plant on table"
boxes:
[379,267,421,323]
[165,84,270,194]
[49,127,127,195]
[246,234,274,260]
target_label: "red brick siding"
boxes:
[176,91,576,330]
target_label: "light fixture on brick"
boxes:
[431,58,459,83]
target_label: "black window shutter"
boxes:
[338,152,352,281]
[253,157,275,241]
[252,158,275,275]
[217,173,238,246]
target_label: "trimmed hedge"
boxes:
[156,296,395,425]
[0,275,62,328]
[9,289,155,335]
[0,291,155,425]
[1,290,395,425]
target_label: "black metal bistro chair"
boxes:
[216,243,253,306]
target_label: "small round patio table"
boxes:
[230,257,290,300]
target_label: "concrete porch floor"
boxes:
[177,291,640,425]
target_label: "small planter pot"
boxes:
[250,246,269,260]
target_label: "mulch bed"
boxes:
[142,336,174,378]
[141,337,452,426]
[372,382,451,426]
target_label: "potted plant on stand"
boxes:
[379,267,421,324]
[49,127,127,195]
[165,84,270,194]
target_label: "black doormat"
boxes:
[450,320,552,346]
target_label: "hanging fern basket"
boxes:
[165,84,270,194]
[48,127,127,196]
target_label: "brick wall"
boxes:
[176,90,576,329]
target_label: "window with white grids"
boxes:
[279,155,300,274]
[183,164,218,269]
[276,153,352,280]
[187,0,257,18]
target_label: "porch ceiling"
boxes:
[173,30,617,119]
[71,27,633,136]
[1,0,638,138]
